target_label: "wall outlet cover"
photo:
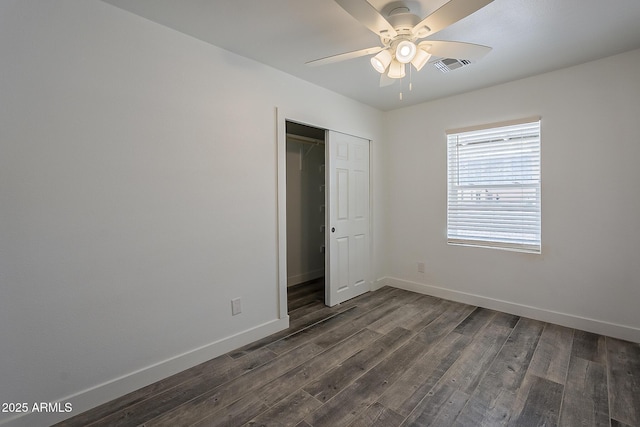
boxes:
[231,298,242,316]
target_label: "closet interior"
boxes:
[285,121,326,294]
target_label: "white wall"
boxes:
[286,139,326,285]
[384,48,640,342]
[0,1,383,425]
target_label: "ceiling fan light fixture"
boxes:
[395,40,417,64]
[387,60,406,79]
[370,49,392,73]
[411,48,432,71]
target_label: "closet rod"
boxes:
[286,133,325,145]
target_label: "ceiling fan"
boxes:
[307,0,494,83]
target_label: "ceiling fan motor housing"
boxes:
[381,10,421,44]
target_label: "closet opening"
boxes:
[285,121,326,312]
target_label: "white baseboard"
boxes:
[1,317,289,427]
[384,277,640,343]
[287,269,324,287]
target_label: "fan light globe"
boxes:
[395,40,417,64]
[411,48,432,71]
[388,60,406,79]
[370,49,392,73]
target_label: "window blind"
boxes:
[447,118,541,253]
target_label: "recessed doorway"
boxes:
[277,113,372,318]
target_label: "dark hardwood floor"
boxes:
[57,280,640,427]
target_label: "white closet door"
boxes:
[326,131,371,306]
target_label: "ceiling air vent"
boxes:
[434,58,472,73]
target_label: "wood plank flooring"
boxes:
[56,280,640,427]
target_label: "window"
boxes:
[447,117,541,253]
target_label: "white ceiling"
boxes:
[102,0,640,111]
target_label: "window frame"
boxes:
[446,117,542,254]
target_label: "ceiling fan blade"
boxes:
[412,0,494,38]
[335,0,397,38]
[418,40,491,61]
[306,46,382,66]
[379,73,395,87]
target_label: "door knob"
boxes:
[331,227,335,233]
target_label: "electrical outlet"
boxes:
[417,262,425,273]
[231,298,241,316]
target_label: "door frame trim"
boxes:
[275,108,288,319]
